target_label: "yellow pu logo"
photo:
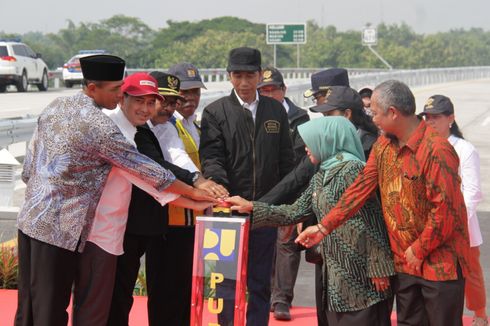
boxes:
[203,228,237,261]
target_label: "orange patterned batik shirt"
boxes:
[321,120,470,281]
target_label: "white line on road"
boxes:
[483,116,490,127]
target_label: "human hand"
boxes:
[371,277,390,292]
[189,188,219,203]
[296,222,303,235]
[404,246,423,272]
[194,178,229,198]
[295,225,326,248]
[226,196,253,213]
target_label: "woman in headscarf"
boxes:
[227,116,394,326]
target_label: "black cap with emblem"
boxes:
[168,62,207,90]
[309,86,363,113]
[420,95,454,115]
[257,67,285,88]
[304,68,349,98]
[149,71,185,101]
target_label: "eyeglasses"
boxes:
[162,99,183,108]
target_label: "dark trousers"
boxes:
[15,230,77,326]
[217,227,277,326]
[271,225,301,307]
[73,241,118,326]
[246,227,278,326]
[151,227,194,326]
[393,268,465,326]
[315,263,329,326]
[107,234,164,326]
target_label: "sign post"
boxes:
[362,26,393,70]
[266,23,307,68]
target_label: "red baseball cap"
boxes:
[122,73,164,101]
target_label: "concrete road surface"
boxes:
[1,79,490,317]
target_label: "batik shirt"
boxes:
[253,161,394,312]
[321,120,471,281]
[18,92,175,252]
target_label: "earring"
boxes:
[449,123,453,128]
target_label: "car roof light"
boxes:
[0,37,22,42]
[78,49,107,54]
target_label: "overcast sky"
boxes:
[1,0,489,35]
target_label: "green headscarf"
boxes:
[298,116,365,175]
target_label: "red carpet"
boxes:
[0,289,483,325]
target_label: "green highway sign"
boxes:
[266,24,307,45]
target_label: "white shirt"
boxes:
[173,111,200,148]
[87,108,179,255]
[448,135,483,247]
[151,121,199,172]
[234,89,259,122]
[282,99,290,114]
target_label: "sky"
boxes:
[1,0,490,35]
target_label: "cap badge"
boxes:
[187,69,196,78]
[167,76,178,90]
[263,70,272,80]
[140,80,156,87]
[425,98,434,109]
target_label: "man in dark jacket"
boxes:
[257,67,309,321]
[200,47,295,326]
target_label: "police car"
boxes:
[0,38,49,92]
[62,50,108,88]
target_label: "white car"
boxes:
[62,50,108,88]
[0,39,49,92]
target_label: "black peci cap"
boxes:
[310,86,363,113]
[227,47,261,72]
[80,55,125,81]
[420,95,454,115]
[304,68,349,98]
[257,67,285,88]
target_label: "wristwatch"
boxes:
[191,171,202,184]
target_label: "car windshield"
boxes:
[68,57,81,64]
[0,46,9,57]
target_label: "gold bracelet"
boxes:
[316,224,328,236]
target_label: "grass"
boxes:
[0,243,18,289]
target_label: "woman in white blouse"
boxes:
[422,94,488,326]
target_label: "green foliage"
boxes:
[0,245,18,289]
[133,266,147,296]
[4,16,490,69]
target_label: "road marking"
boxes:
[483,116,490,127]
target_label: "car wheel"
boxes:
[37,70,48,91]
[16,71,28,92]
[0,85,6,93]
[64,80,73,88]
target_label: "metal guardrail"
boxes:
[47,68,387,88]
[0,118,37,147]
[4,66,490,149]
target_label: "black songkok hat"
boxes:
[80,55,125,81]
[227,47,261,72]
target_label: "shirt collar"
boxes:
[404,119,426,152]
[173,110,197,124]
[282,99,290,114]
[234,89,259,107]
[103,106,137,145]
[147,120,156,129]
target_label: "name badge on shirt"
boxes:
[264,120,280,133]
